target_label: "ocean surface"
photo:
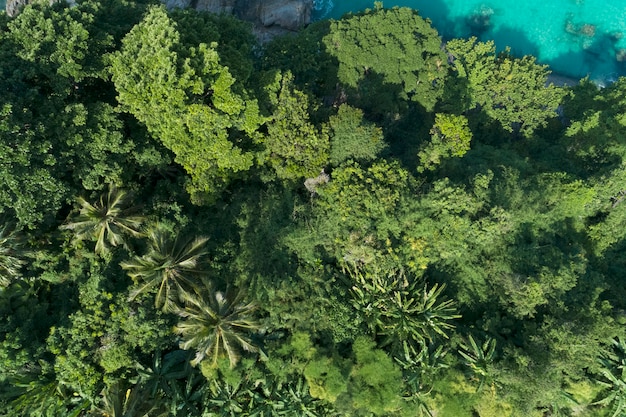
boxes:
[313,0,626,82]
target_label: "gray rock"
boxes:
[162,0,311,32]
[235,0,313,32]
[163,0,193,9]
[194,0,235,14]
[6,0,30,17]
[6,0,75,17]
[5,0,310,37]
[258,0,310,31]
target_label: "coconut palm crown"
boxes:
[174,282,260,368]
[0,223,26,287]
[121,226,208,311]
[60,186,144,256]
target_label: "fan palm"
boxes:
[169,371,207,417]
[60,186,144,256]
[280,377,330,417]
[174,283,260,368]
[395,341,448,417]
[0,223,26,287]
[205,376,248,416]
[121,227,208,311]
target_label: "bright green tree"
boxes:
[110,6,264,203]
[261,71,330,181]
[417,113,472,172]
[446,37,566,137]
[349,337,403,415]
[324,6,448,112]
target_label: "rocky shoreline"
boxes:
[6,0,313,36]
[5,0,617,85]
[547,73,580,87]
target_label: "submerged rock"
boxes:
[465,4,493,34]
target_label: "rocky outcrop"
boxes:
[235,0,311,32]
[5,0,31,17]
[6,0,74,17]
[194,0,235,14]
[7,0,311,37]
[163,0,312,33]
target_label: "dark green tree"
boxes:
[328,104,385,165]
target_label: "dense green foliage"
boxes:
[1,2,626,416]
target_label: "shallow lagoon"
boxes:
[313,0,626,82]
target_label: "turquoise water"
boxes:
[313,0,626,81]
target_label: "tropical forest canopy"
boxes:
[2,1,626,416]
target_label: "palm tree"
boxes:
[60,186,144,256]
[0,223,26,287]
[395,341,449,400]
[247,377,333,417]
[458,334,497,391]
[593,337,626,417]
[91,382,168,417]
[5,370,92,417]
[121,226,208,311]
[349,266,460,350]
[174,282,260,368]
[134,350,191,398]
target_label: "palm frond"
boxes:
[61,186,144,256]
[122,226,208,310]
[173,283,260,368]
[0,223,27,287]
